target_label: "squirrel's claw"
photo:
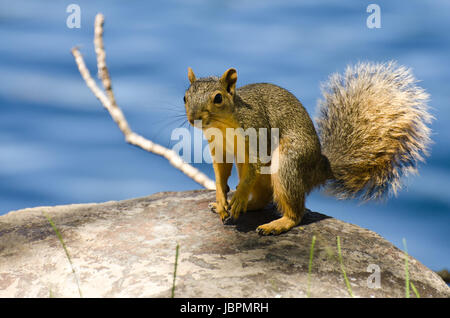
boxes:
[223,215,236,225]
[256,226,272,236]
[229,193,248,221]
[208,202,216,213]
[256,216,297,236]
[209,201,231,223]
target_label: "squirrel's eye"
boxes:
[183,96,186,104]
[213,93,222,104]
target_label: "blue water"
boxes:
[0,1,449,273]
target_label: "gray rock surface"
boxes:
[0,190,448,297]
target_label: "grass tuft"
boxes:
[44,212,83,298]
[410,282,420,298]
[403,238,420,298]
[307,235,316,298]
[171,243,180,298]
[403,238,410,298]
[337,236,353,298]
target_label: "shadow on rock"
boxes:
[229,203,332,233]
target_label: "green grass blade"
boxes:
[171,243,180,298]
[337,236,353,298]
[410,281,420,298]
[44,213,83,298]
[307,235,316,298]
[403,238,410,298]
[402,239,421,298]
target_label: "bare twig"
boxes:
[94,14,116,106]
[71,13,215,190]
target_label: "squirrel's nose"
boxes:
[187,114,195,125]
[188,112,203,126]
[187,112,195,125]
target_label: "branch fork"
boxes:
[71,13,215,190]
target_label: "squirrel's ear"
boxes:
[220,68,237,95]
[188,67,196,84]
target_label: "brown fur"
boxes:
[184,62,432,235]
[316,61,433,201]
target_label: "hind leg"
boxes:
[236,162,273,211]
[256,172,305,235]
[256,145,306,235]
[247,173,273,211]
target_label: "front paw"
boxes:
[228,192,249,220]
[209,201,230,223]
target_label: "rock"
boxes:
[0,190,448,298]
[436,269,450,284]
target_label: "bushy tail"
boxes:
[316,61,433,201]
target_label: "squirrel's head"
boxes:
[184,67,237,128]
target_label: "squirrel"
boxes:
[184,61,432,235]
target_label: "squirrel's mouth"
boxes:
[188,112,211,128]
[202,118,211,128]
[188,117,211,129]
